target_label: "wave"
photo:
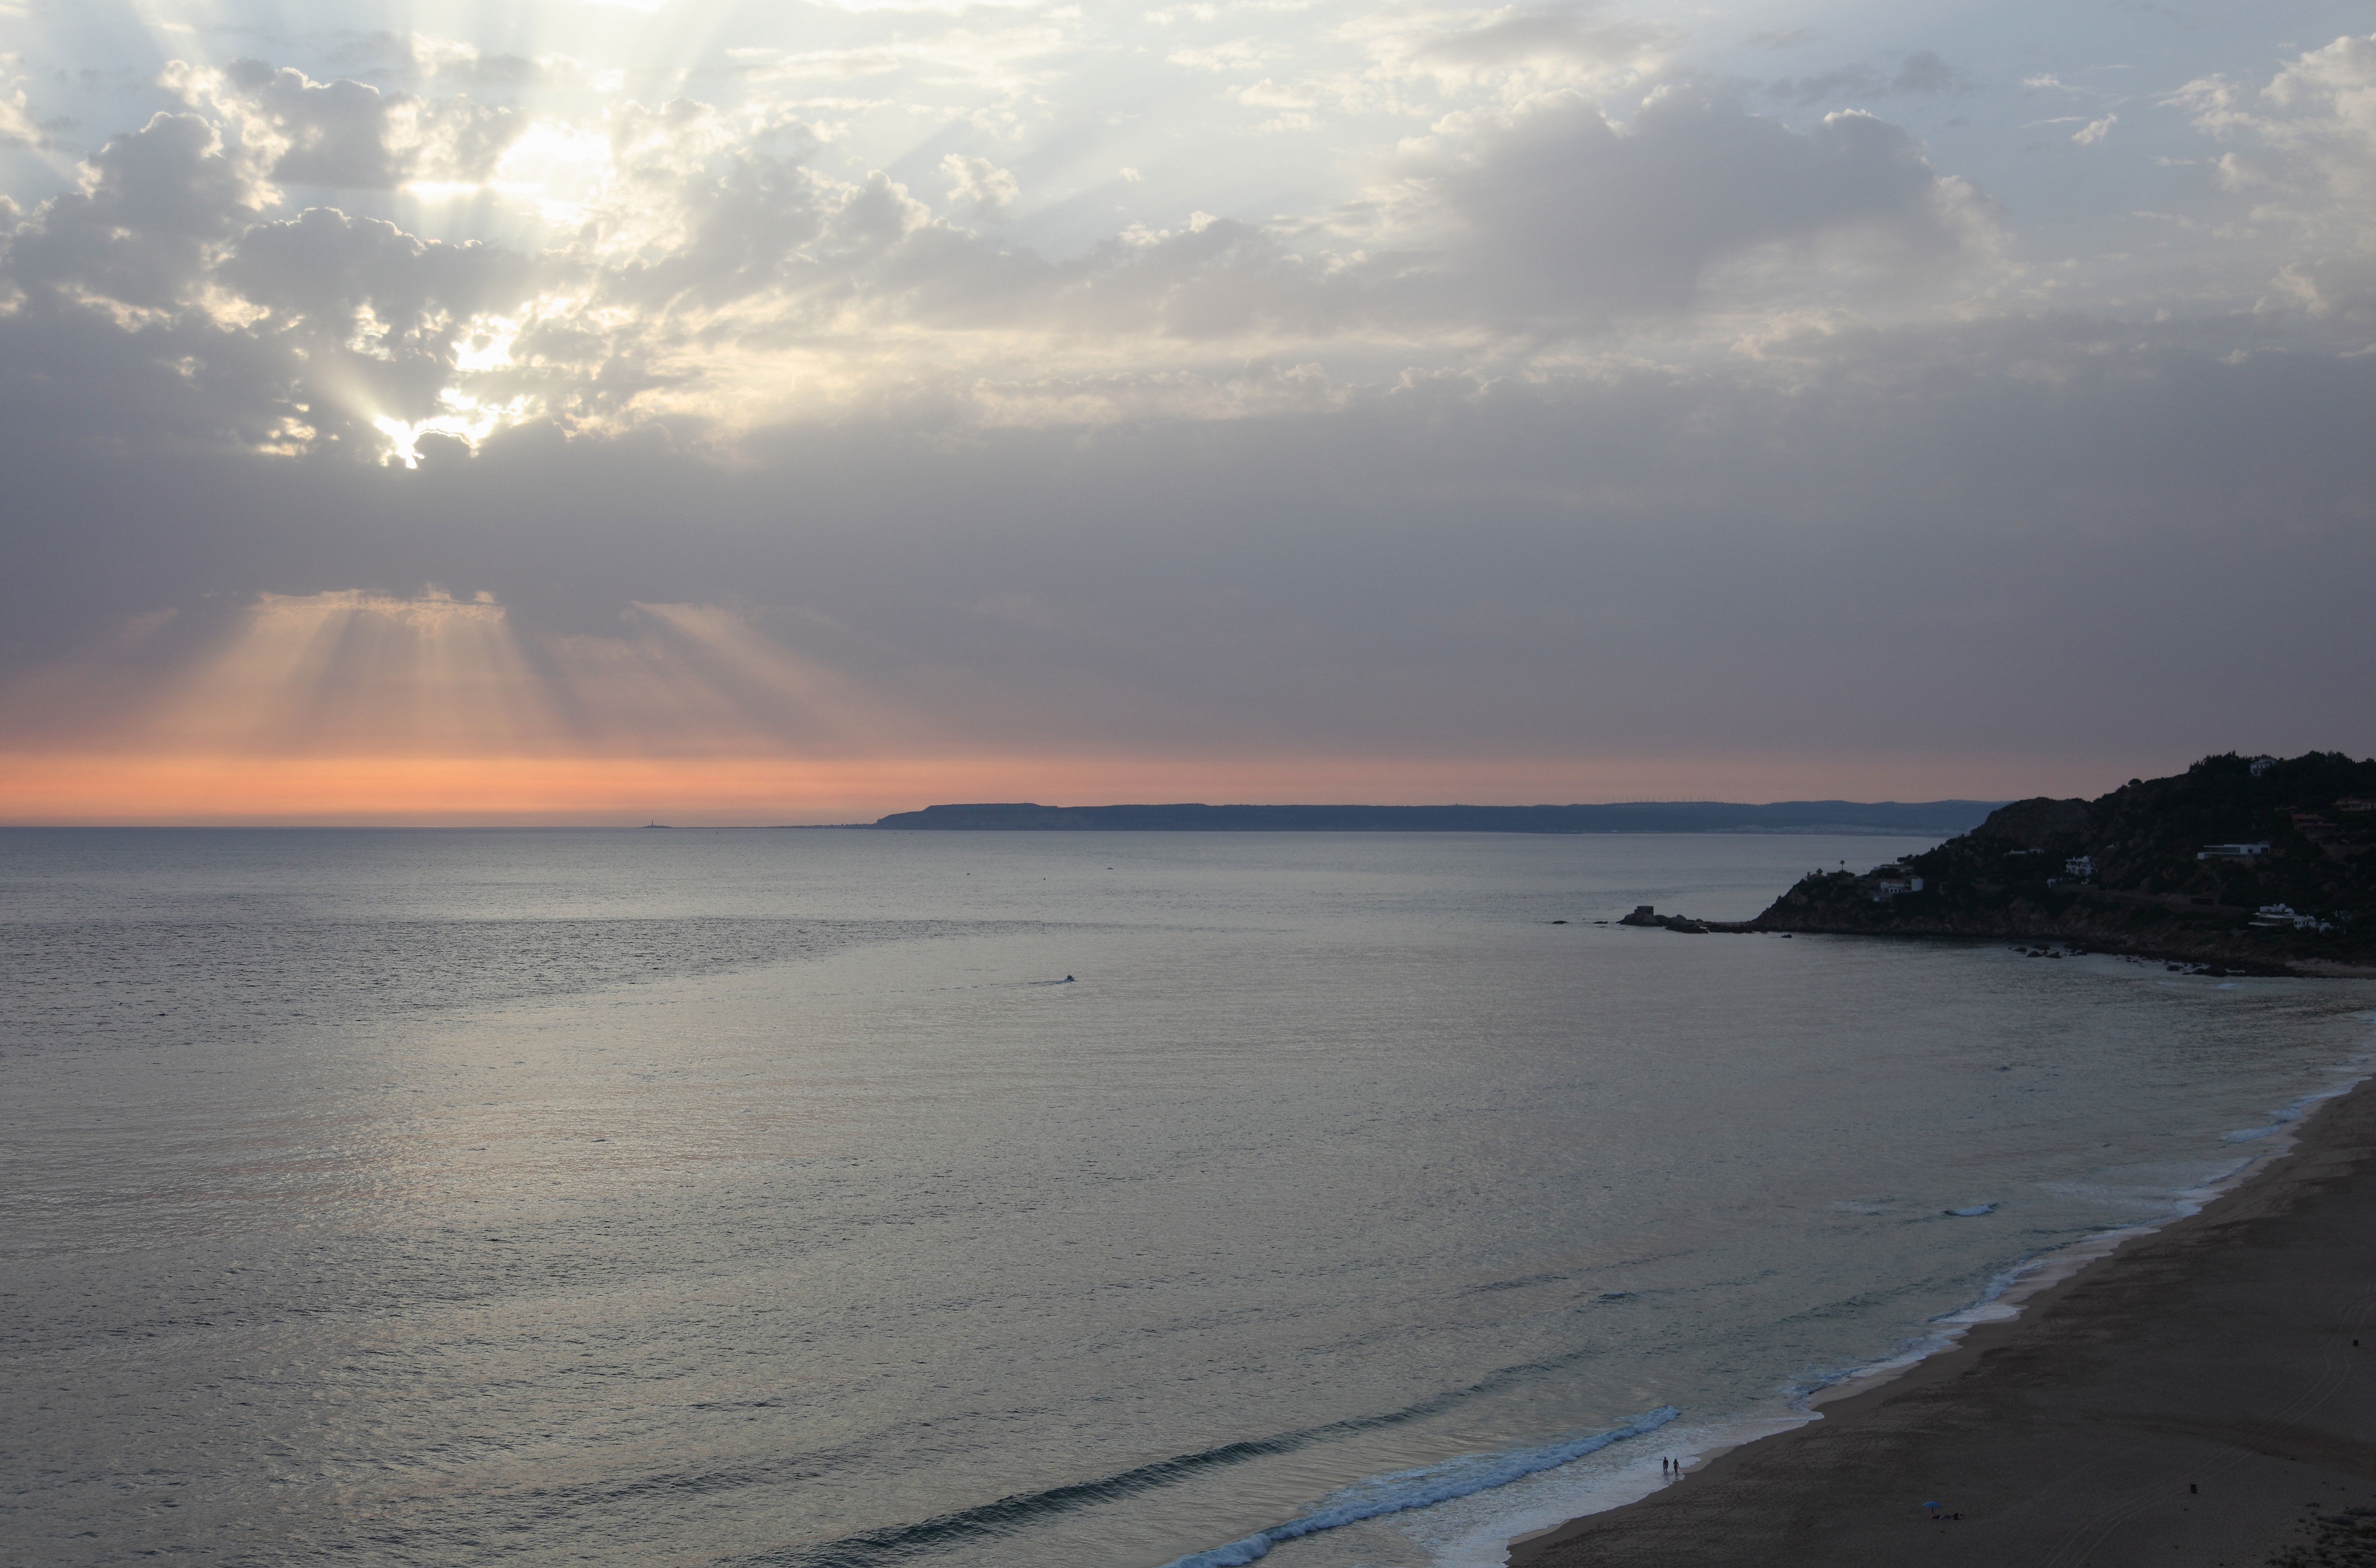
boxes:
[1156,1407,1680,1568]
[2222,1063,2372,1142]
[764,1039,2376,1568]
[1772,1038,2376,1415]
[742,1342,1639,1568]
[1402,1032,2376,1568]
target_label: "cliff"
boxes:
[1750,752,2376,974]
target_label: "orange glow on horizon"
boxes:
[0,748,2133,826]
[0,591,2159,823]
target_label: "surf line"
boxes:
[1158,1407,1679,1568]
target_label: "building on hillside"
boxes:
[2198,842,2271,862]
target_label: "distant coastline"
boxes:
[862,800,2000,835]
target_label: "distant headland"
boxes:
[864,800,2002,835]
[1623,753,2376,975]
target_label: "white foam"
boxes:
[1405,1412,1813,1568]
[2221,1063,2372,1143]
[1153,1408,1679,1568]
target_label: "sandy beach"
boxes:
[1510,1073,2376,1568]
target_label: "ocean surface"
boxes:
[4,827,2372,1568]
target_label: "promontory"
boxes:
[1748,751,2376,975]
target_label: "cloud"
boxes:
[4,112,262,310]
[3,316,2372,821]
[2177,33,2376,206]
[942,152,1020,215]
[1169,39,1267,72]
[2170,33,2376,312]
[1891,50,1962,95]
[1238,78,1316,109]
[1427,87,1999,323]
[0,590,917,796]
[218,207,546,439]
[0,99,558,453]
[0,52,2017,461]
[167,58,534,190]
[1352,4,1674,100]
[0,86,49,148]
[218,59,414,186]
[1,2,2373,823]
[1766,50,1971,106]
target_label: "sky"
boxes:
[0,0,2370,823]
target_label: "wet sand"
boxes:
[1509,1077,2376,1568]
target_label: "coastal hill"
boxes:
[867,800,2000,834]
[1748,752,2376,973]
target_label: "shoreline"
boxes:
[1505,1039,2376,1568]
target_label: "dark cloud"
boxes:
[4,112,259,308]
[223,208,534,334]
[221,59,411,187]
[1,318,2368,771]
[1439,88,1983,321]
[0,13,2367,807]
[1891,50,1963,94]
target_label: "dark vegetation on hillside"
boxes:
[1752,753,2376,973]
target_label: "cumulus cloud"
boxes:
[2171,33,2376,314]
[2177,33,2376,204]
[167,57,532,190]
[1427,87,1998,322]
[5,112,263,310]
[0,85,50,148]
[219,60,414,186]
[941,152,1020,216]
[0,50,2018,461]
[221,208,544,432]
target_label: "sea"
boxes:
[5,827,2372,1568]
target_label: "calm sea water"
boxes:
[4,828,2370,1568]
